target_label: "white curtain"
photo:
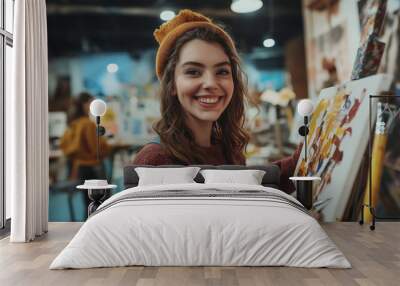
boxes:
[7,0,49,242]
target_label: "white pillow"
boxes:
[200,169,266,185]
[135,167,201,186]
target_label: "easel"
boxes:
[359,94,400,230]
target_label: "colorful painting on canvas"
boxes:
[307,23,350,96]
[294,74,392,221]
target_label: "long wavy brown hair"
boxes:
[153,27,250,164]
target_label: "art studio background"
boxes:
[41,0,400,222]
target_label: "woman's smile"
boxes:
[193,95,225,109]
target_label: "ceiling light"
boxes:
[263,38,275,48]
[107,63,119,73]
[160,10,175,21]
[231,0,263,13]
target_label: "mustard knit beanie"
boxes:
[153,9,237,80]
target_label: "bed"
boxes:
[50,165,351,269]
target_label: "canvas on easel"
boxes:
[294,74,392,221]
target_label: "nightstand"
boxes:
[289,176,321,210]
[77,180,117,216]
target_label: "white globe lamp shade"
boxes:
[297,99,314,117]
[90,99,107,117]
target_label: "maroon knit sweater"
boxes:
[133,143,302,194]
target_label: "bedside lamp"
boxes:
[297,99,314,162]
[290,99,320,210]
[90,99,107,162]
[77,98,114,217]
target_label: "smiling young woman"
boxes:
[133,9,301,194]
[173,39,235,148]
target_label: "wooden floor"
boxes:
[0,222,399,286]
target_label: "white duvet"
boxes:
[50,183,351,269]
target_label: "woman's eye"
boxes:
[185,69,201,76]
[217,69,231,76]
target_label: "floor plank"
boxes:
[0,222,399,286]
